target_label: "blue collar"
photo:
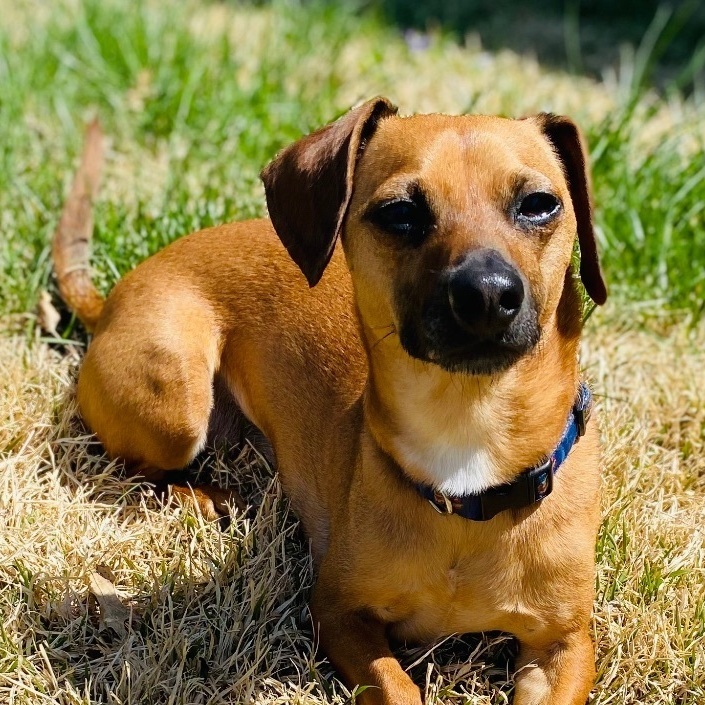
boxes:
[417,383,592,521]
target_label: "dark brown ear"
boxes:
[534,113,607,305]
[261,97,398,286]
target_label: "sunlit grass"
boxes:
[1,0,704,322]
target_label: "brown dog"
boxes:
[54,99,606,705]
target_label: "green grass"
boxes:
[590,103,705,315]
[0,0,375,323]
[0,0,704,329]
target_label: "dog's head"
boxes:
[261,98,606,376]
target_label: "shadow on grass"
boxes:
[40,415,518,703]
[355,0,705,89]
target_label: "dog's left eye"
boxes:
[369,199,433,245]
[517,192,561,224]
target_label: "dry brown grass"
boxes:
[1,311,703,704]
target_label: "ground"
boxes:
[1,1,704,703]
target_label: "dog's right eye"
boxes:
[516,192,561,225]
[368,200,433,245]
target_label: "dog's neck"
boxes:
[361,315,581,496]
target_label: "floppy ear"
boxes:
[534,113,607,305]
[261,97,398,286]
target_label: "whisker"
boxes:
[370,327,398,350]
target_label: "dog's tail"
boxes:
[52,119,105,332]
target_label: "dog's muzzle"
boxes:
[398,248,540,375]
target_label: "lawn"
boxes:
[1,0,704,703]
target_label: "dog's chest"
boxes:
[360,521,557,645]
[384,552,528,641]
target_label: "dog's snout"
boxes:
[447,250,525,337]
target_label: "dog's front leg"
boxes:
[311,583,422,705]
[514,629,595,705]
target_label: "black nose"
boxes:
[447,250,525,338]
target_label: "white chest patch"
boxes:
[395,439,499,495]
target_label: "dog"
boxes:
[53,98,606,705]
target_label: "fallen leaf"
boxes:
[88,569,130,638]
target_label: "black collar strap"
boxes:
[417,383,593,521]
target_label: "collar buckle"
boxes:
[476,457,554,521]
[575,407,587,437]
[527,457,554,502]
